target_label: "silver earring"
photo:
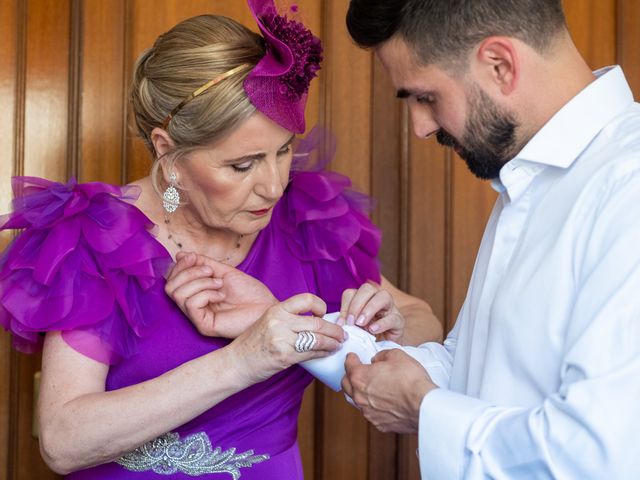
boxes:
[163,172,180,214]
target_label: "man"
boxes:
[342,0,640,478]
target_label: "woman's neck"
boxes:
[132,176,257,265]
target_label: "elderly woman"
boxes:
[0,0,441,478]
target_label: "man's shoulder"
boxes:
[604,102,640,154]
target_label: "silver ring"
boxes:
[294,331,317,353]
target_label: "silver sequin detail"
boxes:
[116,432,270,478]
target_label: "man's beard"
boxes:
[436,86,519,180]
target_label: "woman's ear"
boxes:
[151,127,175,159]
[151,128,177,184]
[474,36,519,96]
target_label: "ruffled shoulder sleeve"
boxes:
[274,128,381,307]
[0,177,172,364]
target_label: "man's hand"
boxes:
[341,349,437,433]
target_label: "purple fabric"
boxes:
[0,177,172,364]
[244,0,323,134]
[0,131,381,478]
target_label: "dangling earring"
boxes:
[163,172,180,214]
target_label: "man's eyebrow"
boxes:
[397,88,434,99]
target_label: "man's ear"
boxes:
[473,36,519,96]
[151,127,175,159]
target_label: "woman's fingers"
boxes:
[171,277,223,305]
[165,264,217,296]
[341,283,387,326]
[183,290,226,336]
[354,290,394,327]
[183,251,236,277]
[338,289,357,325]
[279,293,327,318]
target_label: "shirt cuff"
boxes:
[418,388,491,479]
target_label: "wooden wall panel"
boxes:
[1,1,639,479]
[370,55,404,480]
[79,0,126,184]
[619,0,640,99]
[0,1,19,478]
[11,1,72,478]
[448,163,495,333]
[0,0,17,218]
[564,0,617,69]
[318,0,372,478]
[22,0,71,182]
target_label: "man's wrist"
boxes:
[410,378,437,430]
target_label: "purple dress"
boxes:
[0,132,381,479]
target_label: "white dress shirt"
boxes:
[415,66,640,479]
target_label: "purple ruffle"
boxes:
[0,177,173,364]
[278,128,382,304]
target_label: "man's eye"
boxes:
[417,95,435,105]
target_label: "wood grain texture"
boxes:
[1,1,639,478]
[619,0,640,100]
[0,2,19,476]
[0,0,17,216]
[317,0,373,478]
[22,0,71,182]
[11,0,71,477]
[448,160,496,333]
[79,0,125,184]
[564,0,617,69]
[369,52,402,480]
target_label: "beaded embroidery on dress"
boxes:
[116,431,269,478]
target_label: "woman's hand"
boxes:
[228,293,347,383]
[165,252,278,338]
[338,281,405,343]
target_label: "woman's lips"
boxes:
[249,207,272,216]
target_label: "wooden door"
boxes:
[0,1,638,479]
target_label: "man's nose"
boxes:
[409,105,439,139]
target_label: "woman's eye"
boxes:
[232,161,254,173]
[278,145,292,156]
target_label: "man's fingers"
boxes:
[342,353,363,399]
[344,352,363,371]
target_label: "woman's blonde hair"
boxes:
[129,14,265,189]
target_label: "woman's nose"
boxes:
[255,160,285,200]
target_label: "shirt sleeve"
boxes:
[418,165,640,479]
[401,324,458,389]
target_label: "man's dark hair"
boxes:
[346,0,566,66]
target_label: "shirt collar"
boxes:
[493,66,634,200]
[514,66,634,169]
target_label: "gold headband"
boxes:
[161,63,251,129]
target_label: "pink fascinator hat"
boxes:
[244,0,323,134]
